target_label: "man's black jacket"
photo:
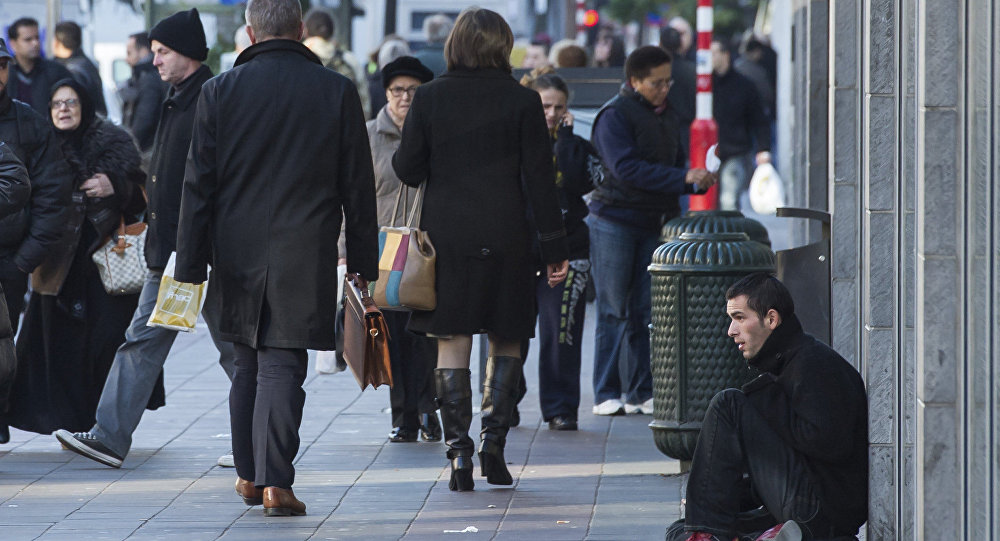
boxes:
[8,58,73,117]
[742,314,868,535]
[0,92,73,276]
[120,58,167,152]
[711,68,770,160]
[57,52,108,117]
[144,64,213,270]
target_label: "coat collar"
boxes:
[440,68,514,81]
[747,313,807,374]
[234,39,322,68]
[166,64,212,111]
[375,105,401,138]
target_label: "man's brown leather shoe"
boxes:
[235,478,263,506]
[263,486,306,516]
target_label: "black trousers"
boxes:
[535,266,588,421]
[685,389,839,540]
[384,310,437,429]
[230,342,307,489]
[1,275,27,335]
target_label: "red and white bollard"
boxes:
[575,0,587,45]
[687,0,719,211]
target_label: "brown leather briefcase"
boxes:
[342,274,392,390]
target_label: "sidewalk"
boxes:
[0,304,684,540]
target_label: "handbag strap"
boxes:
[389,182,426,229]
[405,183,425,229]
[111,216,130,254]
[389,185,409,227]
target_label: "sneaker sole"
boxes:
[55,430,123,468]
[774,520,803,541]
[592,407,625,416]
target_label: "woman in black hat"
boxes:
[366,56,442,444]
[7,79,161,435]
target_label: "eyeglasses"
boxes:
[388,86,419,98]
[645,78,674,90]
[50,99,80,110]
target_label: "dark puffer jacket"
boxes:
[0,143,32,409]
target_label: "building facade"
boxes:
[783,0,998,538]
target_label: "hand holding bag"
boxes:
[342,273,393,390]
[372,184,436,311]
[91,216,149,295]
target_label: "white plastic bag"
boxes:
[315,263,348,374]
[748,163,785,215]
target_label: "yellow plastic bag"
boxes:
[146,252,208,333]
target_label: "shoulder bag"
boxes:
[372,184,436,311]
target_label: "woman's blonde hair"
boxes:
[444,8,513,72]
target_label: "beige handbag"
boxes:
[371,184,436,311]
[91,217,148,295]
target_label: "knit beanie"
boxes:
[149,8,208,62]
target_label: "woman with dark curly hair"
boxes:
[7,78,163,435]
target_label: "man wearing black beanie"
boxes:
[55,7,237,472]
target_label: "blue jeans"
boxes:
[92,270,235,458]
[587,215,660,405]
[718,153,753,211]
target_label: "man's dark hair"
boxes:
[304,8,335,40]
[8,18,39,42]
[55,21,82,51]
[130,32,151,51]
[659,27,682,56]
[726,272,795,321]
[624,45,672,81]
[744,37,765,54]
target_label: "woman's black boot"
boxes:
[478,356,522,486]
[435,368,475,491]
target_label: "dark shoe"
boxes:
[419,412,442,442]
[478,355,522,486]
[54,429,123,468]
[0,424,9,444]
[263,486,306,516]
[235,478,263,506]
[547,416,578,431]
[435,368,475,492]
[510,405,520,427]
[389,427,418,442]
[448,455,475,491]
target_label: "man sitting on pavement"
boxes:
[668,273,868,541]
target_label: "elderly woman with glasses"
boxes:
[6,78,161,436]
[392,8,569,492]
[365,56,442,445]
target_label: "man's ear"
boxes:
[764,308,782,330]
[246,25,257,45]
[297,21,305,41]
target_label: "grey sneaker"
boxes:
[218,451,235,467]
[772,521,802,541]
[55,430,123,468]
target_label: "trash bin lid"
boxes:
[661,210,771,247]
[649,231,775,273]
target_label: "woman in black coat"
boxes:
[7,79,162,436]
[392,8,569,492]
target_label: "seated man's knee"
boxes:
[708,388,746,413]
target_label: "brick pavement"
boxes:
[0,305,684,540]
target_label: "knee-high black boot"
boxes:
[435,368,475,491]
[479,356,522,486]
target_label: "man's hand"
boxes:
[685,168,717,192]
[546,260,569,288]
[80,173,115,199]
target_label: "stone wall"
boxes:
[792,1,999,538]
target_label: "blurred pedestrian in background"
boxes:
[588,46,714,417]
[413,13,452,77]
[8,77,153,437]
[520,35,550,69]
[660,27,696,159]
[710,37,770,211]
[119,32,167,157]
[593,30,625,68]
[220,25,252,72]
[6,18,73,116]
[553,42,588,68]
[393,7,568,492]
[368,56,441,444]
[520,67,599,431]
[52,21,108,117]
[0,37,73,443]
[668,17,696,63]
[303,8,371,119]
[174,0,378,516]
[56,8,236,470]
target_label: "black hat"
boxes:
[0,39,12,61]
[149,8,208,62]
[381,56,433,88]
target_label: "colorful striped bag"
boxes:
[372,185,436,311]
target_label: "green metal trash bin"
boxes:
[647,232,775,461]
[661,210,772,247]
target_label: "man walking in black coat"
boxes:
[5,18,73,116]
[670,273,868,541]
[119,32,166,154]
[53,21,108,117]
[0,39,73,444]
[174,0,378,516]
[55,8,237,469]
